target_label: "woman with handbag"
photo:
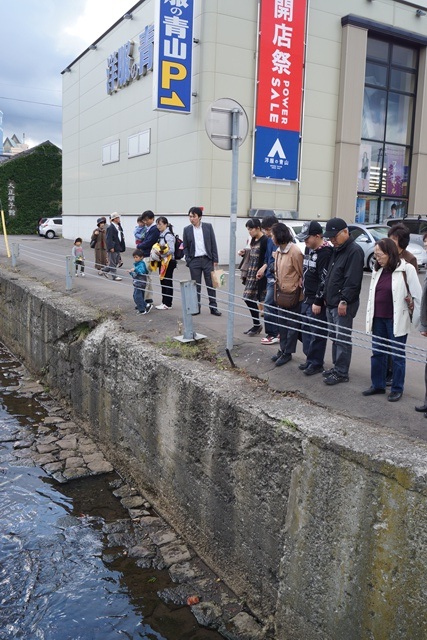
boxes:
[271,223,303,367]
[90,217,108,274]
[363,238,422,401]
[241,218,268,336]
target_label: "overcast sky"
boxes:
[0,0,133,150]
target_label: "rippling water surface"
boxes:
[0,345,221,640]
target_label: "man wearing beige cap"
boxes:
[101,213,125,281]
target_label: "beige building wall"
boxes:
[62,0,427,252]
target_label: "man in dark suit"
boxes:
[183,206,222,316]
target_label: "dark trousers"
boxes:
[264,278,279,337]
[326,301,359,376]
[277,302,301,355]
[160,260,176,308]
[301,300,328,368]
[245,299,261,327]
[371,318,407,393]
[188,256,218,310]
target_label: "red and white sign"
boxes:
[255,0,307,135]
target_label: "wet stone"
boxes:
[103,520,131,534]
[57,436,78,449]
[13,439,35,449]
[36,443,58,454]
[43,461,64,474]
[224,612,265,640]
[62,467,90,480]
[113,484,138,499]
[82,452,104,463]
[159,542,192,568]
[192,602,222,628]
[128,508,151,519]
[121,495,145,509]
[58,450,71,461]
[33,453,58,465]
[169,561,203,584]
[87,460,114,474]
[52,471,67,484]
[128,545,156,559]
[37,434,58,445]
[14,448,34,458]
[65,456,85,469]
[149,530,177,547]
[138,516,163,528]
[79,445,98,456]
[158,582,198,606]
[43,416,66,425]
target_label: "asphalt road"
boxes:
[2,234,427,444]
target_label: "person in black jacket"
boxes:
[183,206,221,316]
[101,213,125,281]
[140,210,160,305]
[322,218,364,385]
[296,220,333,376]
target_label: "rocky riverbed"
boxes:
[3,358,266,640]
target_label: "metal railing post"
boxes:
[65,256,74,291]
[11,243,19,267]
[174,280,206,343]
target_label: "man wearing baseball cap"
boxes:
[322,217,364,385]
[296,221,333,376]
[101,213,125,281]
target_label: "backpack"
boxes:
[174,234,184,260]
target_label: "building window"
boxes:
[128,130,150,158]
[102,140,120,165]
[356,37,418,223]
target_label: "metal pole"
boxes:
[65,256,74,291]
[11,243,19,267]
[226,108,240,352]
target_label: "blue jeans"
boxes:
[301,301,328,368]
[326,301,359,377]
[133,285,147,312]
[371,317,407,393]
[264,279,279,337]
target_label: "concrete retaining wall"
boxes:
[1,269,427,639]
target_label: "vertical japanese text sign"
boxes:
[153,0,194,113]
[253,0,307,180]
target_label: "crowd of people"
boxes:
[75,210,427,411]
[238,215,425,408]
[83,206,222,317]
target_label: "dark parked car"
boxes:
[386,217,427,247]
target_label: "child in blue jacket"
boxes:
[129,249,152,314]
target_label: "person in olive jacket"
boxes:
[322,218,364,385]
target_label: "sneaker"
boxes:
[304,365,324,376]
[155,304,170,310]
[275,353,292,367]
[324,372,349,385]
[322,367,336,377]
[261,335,279,345]
[271,350,283,362]
[81,273,85,277]
[298,362,309,370]
[75,273,79,277]
[112,276,122,281]
[141,303,153,315]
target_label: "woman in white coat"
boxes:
[363,238,422,402]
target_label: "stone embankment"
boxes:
[8,372,264,640]
[1,268,427,640]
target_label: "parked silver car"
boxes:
[38,217,63,239]
[348,223,427,271]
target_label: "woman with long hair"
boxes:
[363,237,421,401]
[271,222,303,367]
[155,216,176,309]
[241,218,268,336]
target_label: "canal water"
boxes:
[0,344,222,640]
